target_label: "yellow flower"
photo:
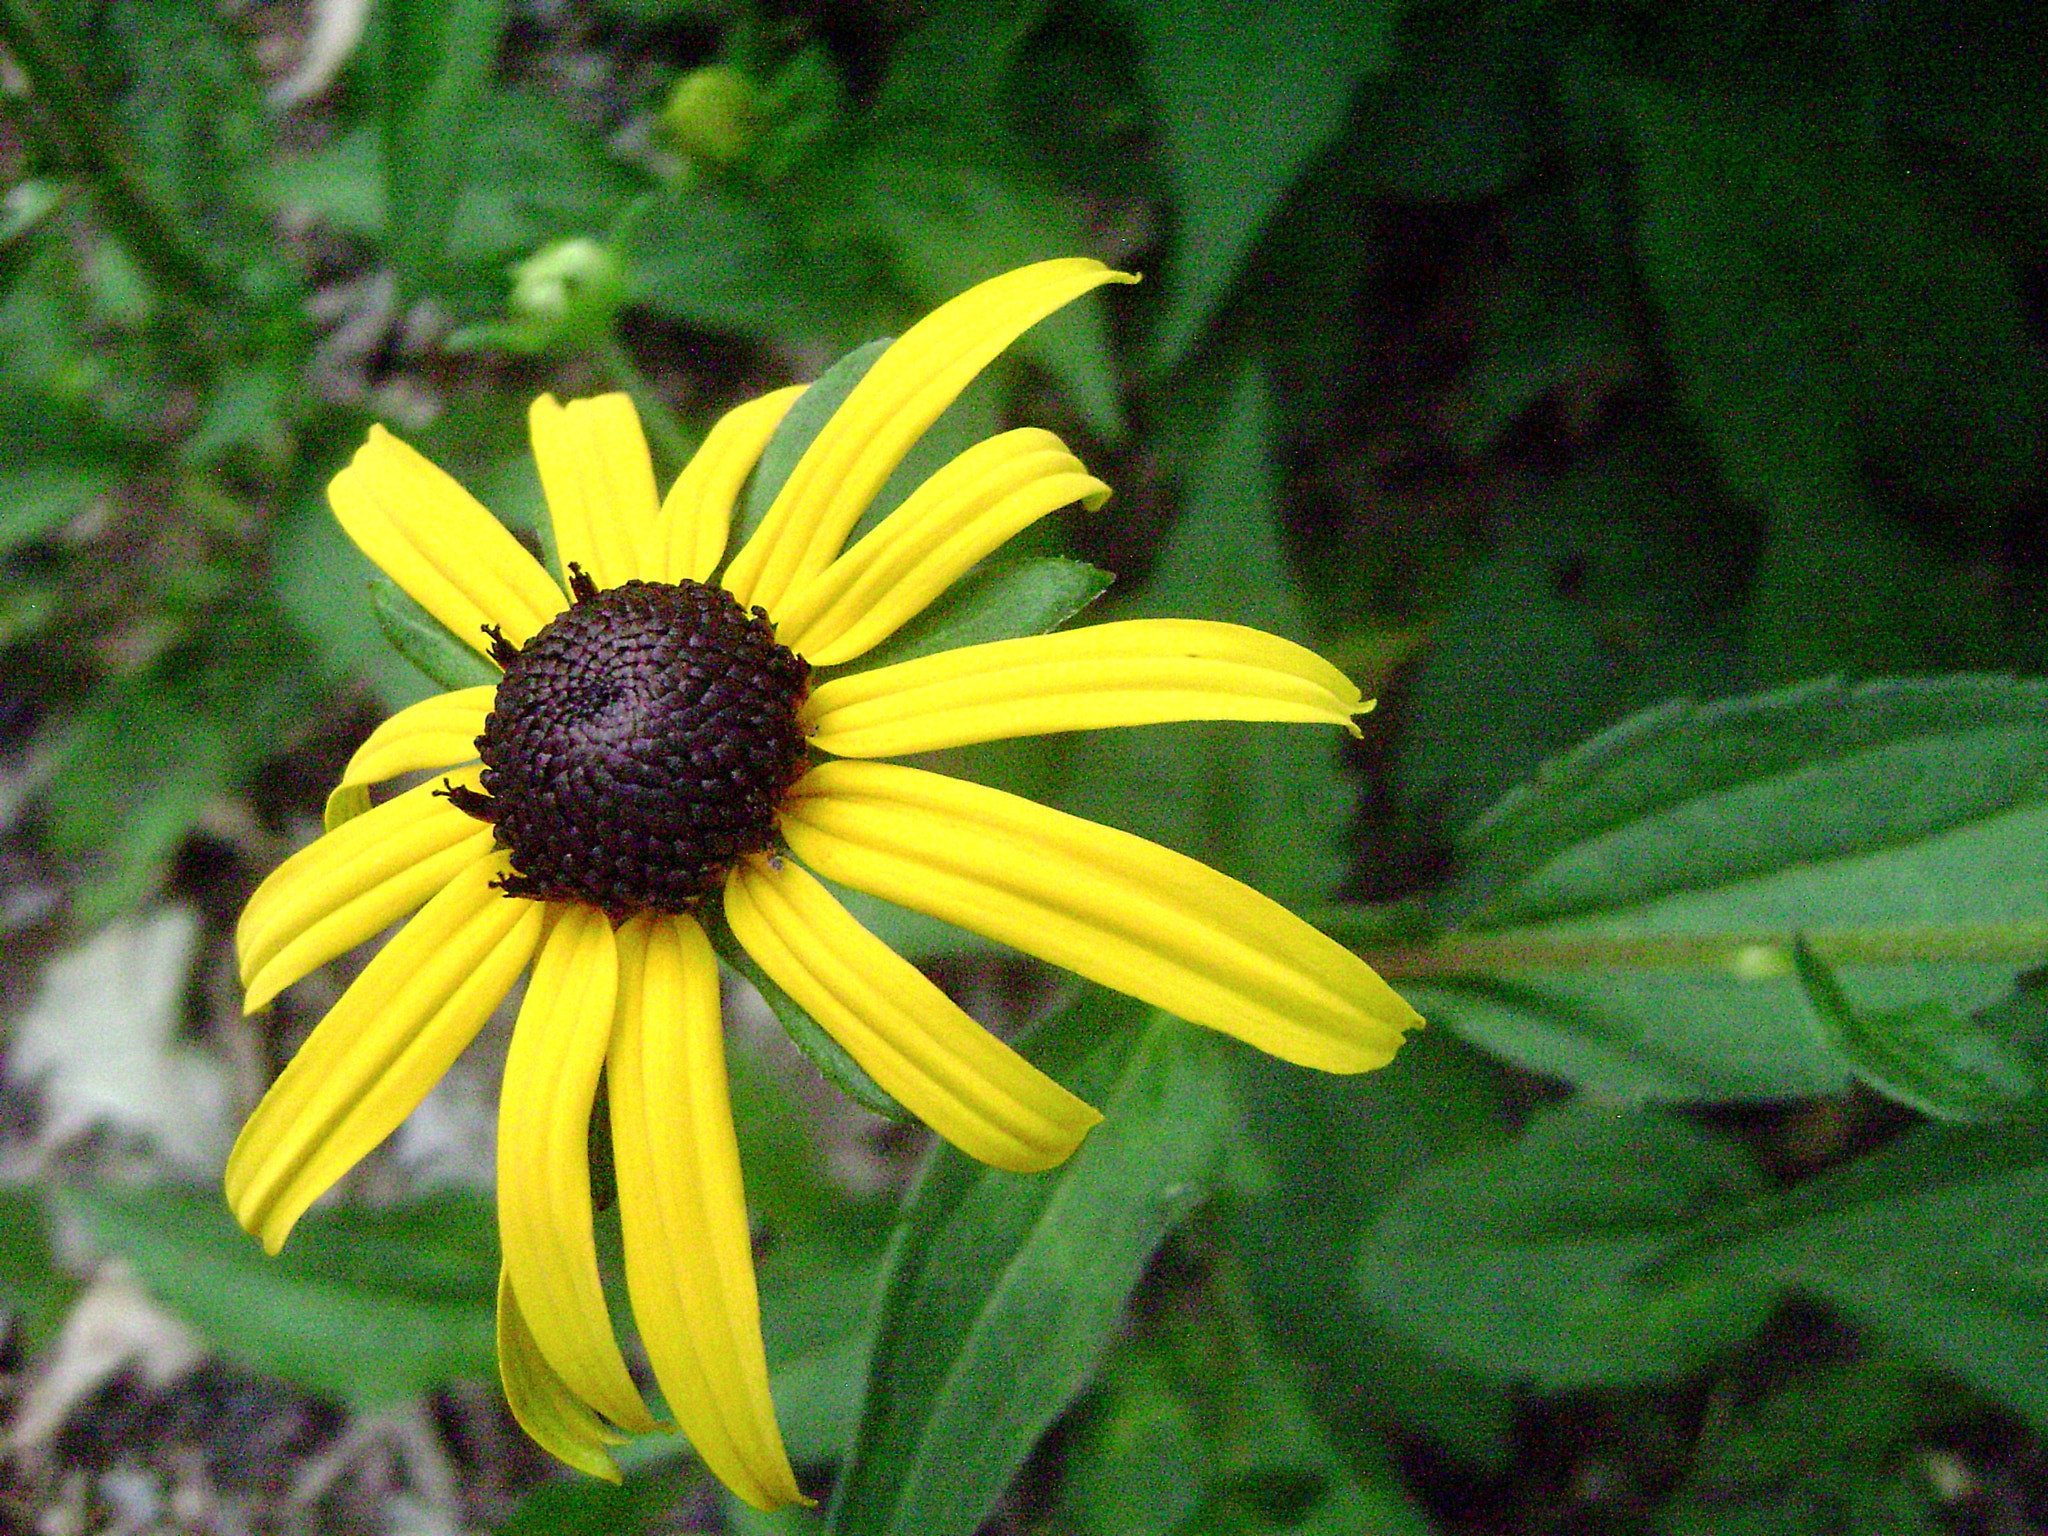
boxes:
[226,259,1422,1510]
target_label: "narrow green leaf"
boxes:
[732,340,889,552]
[827,994,1231,1536]
[369,574,501,691]
[1793,939,2038,1122]
[74,1185,498,1406]
[702,901,908,1123]
[835,556,1112,675]
[1130,0,1407,372]
[1357,1101,1780,1388]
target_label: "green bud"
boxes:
[662,66,766,169]
[508,237,623,343]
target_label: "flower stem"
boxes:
[594,331,697,479]
[0,0,241,319]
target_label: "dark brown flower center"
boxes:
[443,569,810,917]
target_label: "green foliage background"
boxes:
[2,0,2047,1530]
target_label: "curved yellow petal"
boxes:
[805,620,1371,758]
[239,770,494,1012]
[725,856,1099,1172]
[609,914,808,1511]
[225,855,542,1253]
[722,260,1137,615]
[772,429,1109,666]
[657,386,806,585]
[323,687,495,831]
[498,905,657,1436]
[329,424,568,654]
[781,762,1422,1074]
[531,394,659,593]
[499,1268,627,1483]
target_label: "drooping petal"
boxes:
[530,394,660,593]
[655,386,806,585]
[322,687,495,831]
[239,770,495,1012]
[329,424,568,654]
[498,905,657,1436]
[721,260,1137,615]
[724,856,1100,1172]
[804,620,1371,758]
[609,914,807,1511]
[781,762,1423,1074]
[498,1268,628,1483]
[226,855,542,1253]
[770,429,1109,666]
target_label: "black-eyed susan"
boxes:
[227,259,1422,1510]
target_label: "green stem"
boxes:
[0,0,240,317]
[1365,921,2048,980]
[594,330,696,478]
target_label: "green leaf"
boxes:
[45,605,323,919]
[1130,0,1406,372]
[827,994,1232,1536]
[976,365,1352,906]
[369,574,502,691]
[1229,1028,1521,1468]
[1452,674,2048,931]
[0,458,120,555]
[838,556,1112,675]
[1411,674,2048,1101]
[499,1461,704,1536]
[374,0,505,296]
[1655,1352,1947,1536]
[1354,31,1538,203]
[1696,1119,2048,1432]
[842,123,1125,442]
[74,1185,498,1407]
[702,901,907,1123]
[733,340,890,552]
[446,88,643,276]
[269,481,438,711]
[1614,80,2044,678]
[1357,1101,1780,1388]
[0,1186,77,1351]
[613,184,870,348]
[1793,940,2038,1122]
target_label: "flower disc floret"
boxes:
[451,570,811,916]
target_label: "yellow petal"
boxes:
[609,914,809,1511]
[499,1268,627,1483]
[497,905,657,1435]
[329,424,568,654]
[531,394,660,593]
[323,687,495,831]
[656,386,806,585]
[725,856,1100,1172]
[781,762,1423,1073]
[239,770,494,1012]
[225,855,542,1253]
[771,428,1109,666]
[805,619,1371,758]
[722,260,1137,615]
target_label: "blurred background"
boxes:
[1,0,2047,1532]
